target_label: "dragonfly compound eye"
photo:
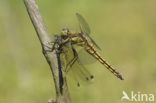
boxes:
[61,28,69,35]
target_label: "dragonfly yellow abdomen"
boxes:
[84,43,124,80]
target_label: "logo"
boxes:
[121,91,155,102]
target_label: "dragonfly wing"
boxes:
[69,59,94,81]
[89,36,101,50]
[72,45,97,64]
[76,13,91,35]
[61,44,94,84]
[76,13,101,50]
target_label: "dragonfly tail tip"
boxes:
[119,75,124,80]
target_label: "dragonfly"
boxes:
[52,13,124,87]
[74,13,124,80]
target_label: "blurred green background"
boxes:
[0,0,156,103]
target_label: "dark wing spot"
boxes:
[90,75,94,79]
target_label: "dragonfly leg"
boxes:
[42,37,59,53]
[51,36,61,51]
[65,46,79,72]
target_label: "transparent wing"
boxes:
[76,13,91,35]
[76,13,101,50]
[60,43,94,84]
[74,45,97,64]
[89,37,101,50]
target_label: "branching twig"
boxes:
[23,0,71,103]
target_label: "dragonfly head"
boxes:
[61,28,70,36]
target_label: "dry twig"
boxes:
[23,0,71,103]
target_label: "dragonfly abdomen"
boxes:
[84,45,124,80]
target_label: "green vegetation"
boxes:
[0,0,156,103]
